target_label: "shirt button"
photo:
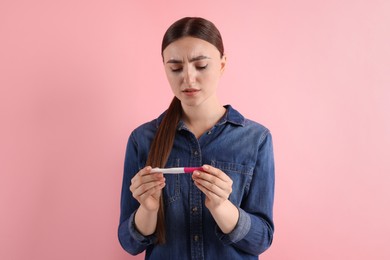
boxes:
[192,207,198,213]
[193,151,199,156]
[194,235,199,241]
[207,131,212,135]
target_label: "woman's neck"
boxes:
[181,98,226,138]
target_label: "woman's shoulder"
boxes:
[133,119,158,133]
[241,118,271,147]
[129,111,165,139]
[243,117,269,131]
[227,105,270,136]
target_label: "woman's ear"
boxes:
[220,55,227,74]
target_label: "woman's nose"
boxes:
[183,66,196,85]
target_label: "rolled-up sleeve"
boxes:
[118,211,156,255]
[215,207,251,243]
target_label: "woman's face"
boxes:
[162,37,226,108]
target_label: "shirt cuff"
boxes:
[129,211,157,245]
[215,207,251,245]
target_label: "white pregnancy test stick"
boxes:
[150,167,203,174]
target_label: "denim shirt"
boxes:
[118,105,275,259]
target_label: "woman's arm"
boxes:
[118,133,165,255]
[131,167,165,235]
[192,165,239,234]
[192,131,275,255]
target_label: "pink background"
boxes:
[1,0,389,259]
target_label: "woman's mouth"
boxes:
[182,88,200,96]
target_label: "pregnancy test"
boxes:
[150,167,203,174]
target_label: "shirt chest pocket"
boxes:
[210,160,254,206]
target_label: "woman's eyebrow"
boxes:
[166,59,182,64]
[166,55,210,64]
[189,55,210,62]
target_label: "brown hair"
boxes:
[147,17,224,244]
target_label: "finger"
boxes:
[132,180,165,198]
[193,170,232,197]
[131,170,165,195]
[201,165,231,182]
[193,178,227,199]
[193,170,224,187]
[131,167,150,186]
[193,180,223,200]
[139,172,164,183]
[130,176,164,194]
[138,182,165,201]
[193,170,231,195]
[131,170,163,191]
[139,166,153,176]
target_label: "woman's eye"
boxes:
[196,64,208,70]
[171,67,183,72]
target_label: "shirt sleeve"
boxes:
[215,131,275,255]
[117,133,156,255]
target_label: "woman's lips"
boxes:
[182,88,200,96]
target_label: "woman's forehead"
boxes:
[163,37,220,60]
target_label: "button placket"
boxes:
[188,133,204,259]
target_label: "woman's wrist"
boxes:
[134,205,159,236]
[138,203,160,214]
[209,200,239,234]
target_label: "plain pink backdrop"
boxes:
[1,0,389,259]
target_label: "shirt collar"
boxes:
[216,105,245,127]
[156,104,245,129]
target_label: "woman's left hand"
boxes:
[192,164,233,210]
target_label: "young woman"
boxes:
[118,17,275,259]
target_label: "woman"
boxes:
[118,17,275,259]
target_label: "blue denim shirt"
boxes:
[118,105,275,259]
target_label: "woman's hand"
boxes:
[192,165,238,233]
[130,166,166,212]
[192,165,233,210]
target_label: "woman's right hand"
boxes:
[130,166,166,212]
